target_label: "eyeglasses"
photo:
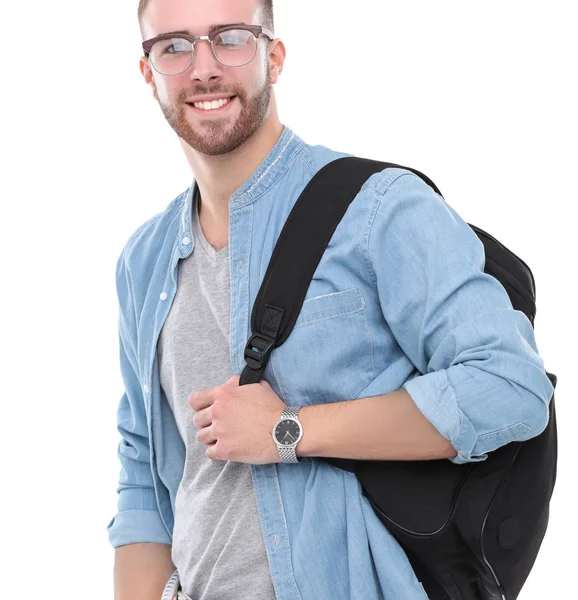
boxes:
[142,24,274,75]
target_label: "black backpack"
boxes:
[238,157,558,600]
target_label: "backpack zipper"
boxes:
[364,463,476,536]
[479,444,523,600]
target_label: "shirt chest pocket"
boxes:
[269,286,376,406]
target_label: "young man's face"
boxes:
[140,0,280,156]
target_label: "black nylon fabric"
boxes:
[239,304,284,386]
[238,362,264,385]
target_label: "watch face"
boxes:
[275,419,301,446]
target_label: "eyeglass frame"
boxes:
[142,23,275,74]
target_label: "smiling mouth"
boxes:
[186,96,237,112]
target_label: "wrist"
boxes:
[295,405,318,458]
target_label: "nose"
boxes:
[188,39,224,84]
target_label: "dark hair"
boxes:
[138,0,274,35]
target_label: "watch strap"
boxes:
[281,406,301,420]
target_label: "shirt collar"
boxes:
[178,125,304,257]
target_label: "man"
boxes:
[108,1,554,599]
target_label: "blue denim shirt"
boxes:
[107,125,554,600]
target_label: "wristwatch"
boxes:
[271,406,303,463]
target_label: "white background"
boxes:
[2,1,575,598]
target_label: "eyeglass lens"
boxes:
[149,29,258,74]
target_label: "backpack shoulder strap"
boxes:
[239,157,440,386]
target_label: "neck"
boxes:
[180,111,284,229]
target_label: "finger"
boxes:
[206,441,221,461]
[188,389,214,411]
[192,406,212,429]
[196,425,217,446]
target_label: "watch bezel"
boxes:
[271,416,303,448]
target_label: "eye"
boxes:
[214,29,253,47]
[158,38,191,55]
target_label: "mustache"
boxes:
[179,88,243,102]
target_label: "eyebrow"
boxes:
[157,23,247,37]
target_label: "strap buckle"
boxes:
[244,332,276,370]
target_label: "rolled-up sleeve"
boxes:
[106,247,171,548]
[367,170,554,465]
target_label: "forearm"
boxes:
[114,542,176,600]
[297,387,457,461]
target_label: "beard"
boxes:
[157,69,272,156]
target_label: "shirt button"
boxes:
[160,292,168,301]
[182,236,191,245]
[143,384,150,393]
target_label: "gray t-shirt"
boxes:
[157,187,277,600]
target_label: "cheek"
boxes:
[238,57,268,91]
[253,56,270,83]
[153,74,186,103]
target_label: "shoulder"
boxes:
[293,138,353,176]
[352,162,443,207]
[359,165,450,228]
[295,140,439,204]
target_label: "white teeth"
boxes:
[193,97,233,110]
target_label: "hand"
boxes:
[188,375,287,464]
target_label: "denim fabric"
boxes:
[108,125,553,600]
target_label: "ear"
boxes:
[140,56,159,101]
[267,38,286,84]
